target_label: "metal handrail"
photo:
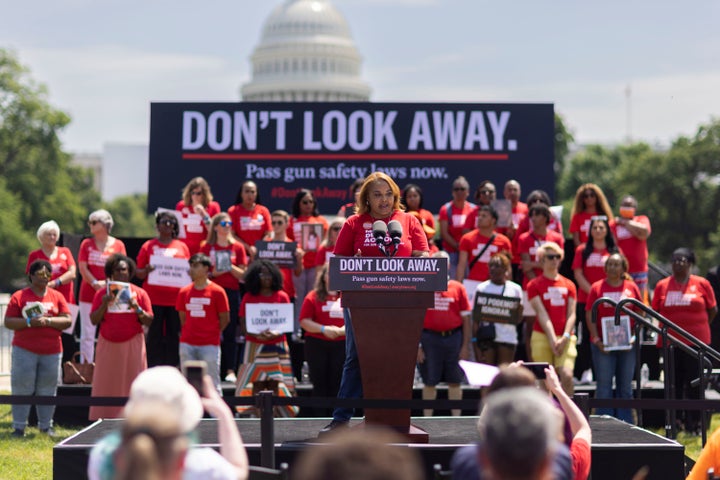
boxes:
[591,296,720,444]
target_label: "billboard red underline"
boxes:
[181,153,509,161]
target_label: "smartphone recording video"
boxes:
[183,360,207,396]
[523,362,549,379]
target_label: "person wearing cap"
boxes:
[176,253,230,394]
[88,366,249,480]
[78,209,127,363]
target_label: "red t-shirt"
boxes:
[228,203,272,249]
[569,212,595,245]
[585,279,642,337]
[200,242,248,291]
[7,287,69,354]
[611,215,651,274]
[78,238,127,303]
[175,200,221,254]
[136,238,190,306]
[458,231,512,281]
[26,247,76,304]
[289,215,329,269]
[92,284,151,342]
[176,281,230,346]
[572,438,592,480]
[333,211,429,257]
[514,230,565,288]
[240,291,291,345]
[439,201,476,253]
[527,274,577,335]
[652,275,717,346]
[423,280,470,331]
[299,290,345,341]
[314,244,335,267]
[572,244,612,303]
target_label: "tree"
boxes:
[554,112,575,176]
[105,194,156,238]
[0,49,100,290]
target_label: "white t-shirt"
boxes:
[475,280,523,345]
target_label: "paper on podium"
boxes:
[459,360,500,387]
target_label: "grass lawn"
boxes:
[0,400,83,480]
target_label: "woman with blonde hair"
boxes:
[175,177,221,254]
[569,183,614,247]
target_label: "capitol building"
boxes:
[241,0,371,102]
[89,0,371,201]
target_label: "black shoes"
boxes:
[319,419,349,435]
[11,428,25,438]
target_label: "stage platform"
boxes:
[55,415,685,480]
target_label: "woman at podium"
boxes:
[321,172,429,434]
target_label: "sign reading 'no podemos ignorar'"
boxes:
[328,256,448,292]
[148,103,554,214]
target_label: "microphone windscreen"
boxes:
[387,220,403,238]
[372,220,388,239]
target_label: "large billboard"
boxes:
[148,102,554,214]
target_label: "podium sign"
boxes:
[328,256,448,292]
[328,256,448,443]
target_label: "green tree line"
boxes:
[1,48,719,291]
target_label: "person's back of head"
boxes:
[116,400,189,480]
[479,387,559,480]
[293,427,423,480]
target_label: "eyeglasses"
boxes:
[88,220,99,226]
[453,187,467,192]
[272,220,285,226]
[159,220,176,227]
[34,270,52,279]
[191,190,203,196]
[258,272,272,278]
[672,257,690,264]
[218,220,232,227]
[544,254,561,260]
[301,199,315,205]
[479,190,495,195]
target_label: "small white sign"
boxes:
[245,303,294,334]
[148,255,192,288]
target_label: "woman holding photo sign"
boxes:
[89,254,153,420]
[321,172,429,434]
[200,212,248,382]
[135,211,190,368]
[4,260,71,437]
[585,253,642,424]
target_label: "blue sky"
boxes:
[1,0,718,152]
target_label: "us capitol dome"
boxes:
[241,0,371,102]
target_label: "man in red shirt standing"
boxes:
[417,252,472,417]
[176,253,230,394]
[456,205,512,283]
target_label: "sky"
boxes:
[1,0,718,153]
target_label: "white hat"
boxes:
[124,367,203,433]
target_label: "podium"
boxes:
[329,256,448,443]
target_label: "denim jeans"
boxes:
[11,346,61,430]
[179,343,221,395]
[332,308,362,422]
[591,343,636,423]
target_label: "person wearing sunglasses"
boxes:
[200,212,249,382]
[228,180,272,261]
[4,259,72,437]
[526,242,578,396]
[288,189,329,336]
[569,183,614,247]
[136,211,191,368]
[175,177,221,255]
[439,176,476,280]
[78,209,127,364]
[652,248,718,434]
[89,254,153,421]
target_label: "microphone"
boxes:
[387,220,403,257]
[372,220,389,256]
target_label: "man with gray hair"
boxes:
[479,386,560,480]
